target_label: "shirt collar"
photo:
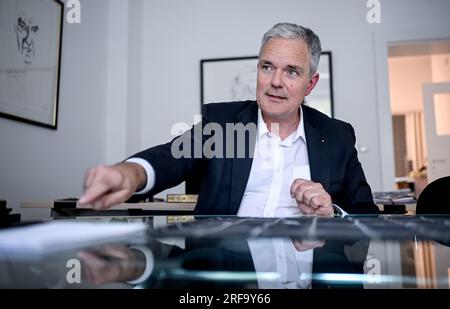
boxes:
[257,106,307,145]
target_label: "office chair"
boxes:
[416,176,450,214]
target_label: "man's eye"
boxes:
[261,65,272,72]
[288,70,298,77]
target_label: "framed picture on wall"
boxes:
[0,0,64,129]
[200,52,334,118]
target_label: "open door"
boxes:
[423,82,450,182]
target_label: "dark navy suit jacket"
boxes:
[131,101,378,215]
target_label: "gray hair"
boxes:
[260,23,322,77]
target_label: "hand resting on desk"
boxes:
[290,179,334,217]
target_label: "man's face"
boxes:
[15,16,38,65]
[256,38,318,122]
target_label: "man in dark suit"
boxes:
[79,23,378,215]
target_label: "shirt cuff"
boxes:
[332,204,349,217]
[127,245,154,285]
[125,158,155,195]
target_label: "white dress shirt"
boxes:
[248,238,313,289]
[237,107,310,217]
[237,107,313,288]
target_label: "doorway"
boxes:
[388,40,450,197]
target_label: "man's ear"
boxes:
[305,73,320,96]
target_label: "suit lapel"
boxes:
[229,102,258,214]
[228,103,331,213]
[303,107,331,192]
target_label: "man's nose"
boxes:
[24,33,32,45]
[23,39,32,47]
[270,70,284,88]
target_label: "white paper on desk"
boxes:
[0,221,148,261]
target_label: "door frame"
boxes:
[373,26,450,190]
[422,82,450,182]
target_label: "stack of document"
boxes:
[373,190,416,205]
[0,221,148,261]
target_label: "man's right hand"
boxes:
[78,162,147,209]
[77,245,146,285]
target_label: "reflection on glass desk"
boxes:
[0,215,449,289]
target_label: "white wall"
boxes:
[389,56,433,114]
[2,0,450,220]
[104,0,145,163]
[388,53,450,114]
[431,54,450,82]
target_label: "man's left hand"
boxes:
[290,179,333,216]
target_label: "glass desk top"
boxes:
[1,215,449,289]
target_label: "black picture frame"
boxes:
[0,0,64,129]
[200,52,334,118]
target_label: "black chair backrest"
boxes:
[416,176,450,214]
